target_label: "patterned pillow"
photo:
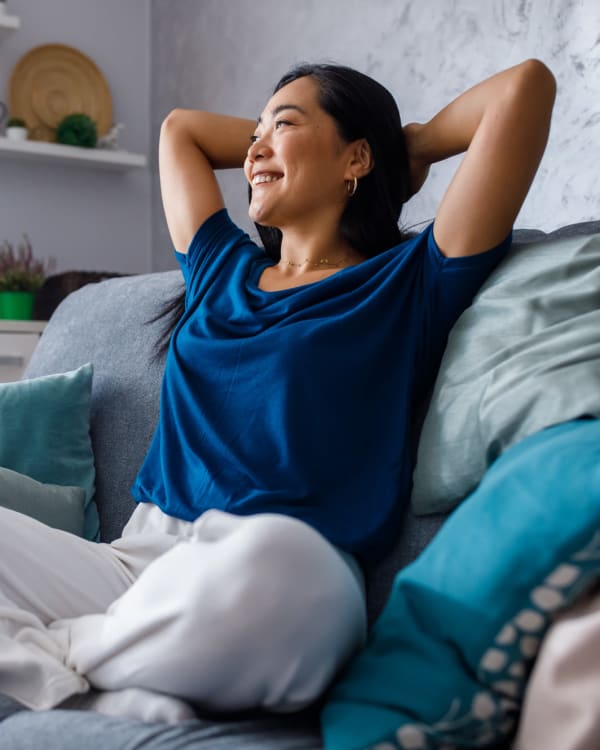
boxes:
[322,418,600,750]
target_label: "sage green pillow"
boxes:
[0,362,98,540]
[411,232,600,515]
[0,467,85,535]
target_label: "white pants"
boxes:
[0,503,366,713]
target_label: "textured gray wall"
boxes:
[0,0,151,275]
[151,0,600,271]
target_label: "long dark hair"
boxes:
[153,62,411,356]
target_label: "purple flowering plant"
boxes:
[0,234,54,292]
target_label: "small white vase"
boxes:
[6,127,28,141]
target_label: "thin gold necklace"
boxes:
[278,255,349,269]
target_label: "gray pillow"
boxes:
[0,466,86,535]
[411,231,600,515]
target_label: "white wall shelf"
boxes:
[0,13,20,35]
[0,135,147,171]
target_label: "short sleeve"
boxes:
[174,209,258,301]
[426,224,513,323]
[415,224,513,396]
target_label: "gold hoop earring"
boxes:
[346,176,358,197]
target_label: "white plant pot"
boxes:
[6,127,28,142]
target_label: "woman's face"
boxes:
[244,76,355,229]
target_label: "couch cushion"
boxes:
[0,708,323,750]
[25,272,184,542]
[0,694,25,723]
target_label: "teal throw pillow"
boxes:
[0,467,85,536]
[322,418,600,750]
[0,363,98,540]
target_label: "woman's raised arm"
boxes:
[404,59,556,258]
[158,110,256,253]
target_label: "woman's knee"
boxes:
[95,513,367,710]
[212,514,367,709]
[227,514,362,615]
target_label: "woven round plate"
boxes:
[9,43,113,142]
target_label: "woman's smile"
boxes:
[251,171,284,186]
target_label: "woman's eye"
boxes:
[275,119,292,129]
[250,134,259,143]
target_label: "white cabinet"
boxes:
[0,320,45,382]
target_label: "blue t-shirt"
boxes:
[132,209,511,564]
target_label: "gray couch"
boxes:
[0,219,597,749]
[0,267,444,750]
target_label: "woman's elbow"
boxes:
[161,108,185,134]
[518,59,557,106]
[502,59,556,132]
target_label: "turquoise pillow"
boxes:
[0,467,85,536]
[0,363,98,540]
[322,418,600,750]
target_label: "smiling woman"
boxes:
[0,59,556,729]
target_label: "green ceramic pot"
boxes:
[0,291,35,320]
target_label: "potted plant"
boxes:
[5,116,28,141]
[0,234,53,319]
[55,113,97,148]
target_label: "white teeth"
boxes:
[253,174,282,185]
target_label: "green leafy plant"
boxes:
[55,112,98,148]
[0,235,54,292]
[6,117,27,128]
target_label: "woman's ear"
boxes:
[346,138,374,179]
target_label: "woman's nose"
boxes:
[247,136,271,162]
